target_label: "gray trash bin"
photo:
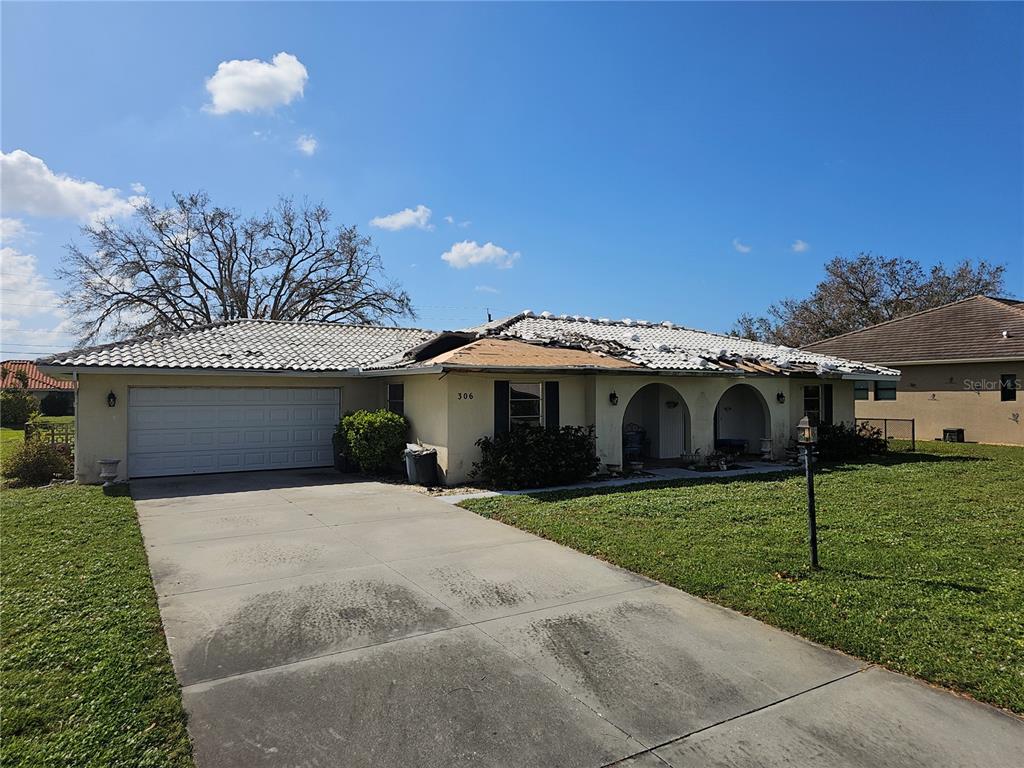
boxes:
[404,447,438,486]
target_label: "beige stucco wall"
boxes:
[74,368,866,486]
[438,372,593,484]
[854,361,1022,445]
[74,372,381,483]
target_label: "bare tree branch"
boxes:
[58,192,414,343]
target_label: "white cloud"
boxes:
[732,238,752,254]
[204,52,308,115]
[443,214,471,228]
[370,204,433,231]
[130,182,147,195]
[0,150,145,223]
[295,134,318,156]
[444,215,454,224]
[0,244,75,355]
[474,285,499,294]
[442,240,520,269]
[0,246,58,318]
[0,218,28,243]
[791,239,810,253]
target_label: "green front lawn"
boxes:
[1,484,193,767]
[1,426,23,463]
[461,441,1024,713]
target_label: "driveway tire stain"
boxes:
[183,579,455,679]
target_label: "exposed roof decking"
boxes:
[409,337,643,371]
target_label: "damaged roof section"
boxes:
[449,311,900,378]
[371,336,644,372]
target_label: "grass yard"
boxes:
[1,426,23,463]
[461,441,1024,713]
[1,484,193,767]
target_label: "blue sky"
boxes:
[2,1,1021,358]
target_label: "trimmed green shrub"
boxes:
[1,388,39,427]
[817,421,888,461]
[4,439,73,486]
[336,409,408,474]
[472,425,601,490]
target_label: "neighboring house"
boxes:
[0,359,77,414]
[37,312,897,484]
[804,295,1024,446]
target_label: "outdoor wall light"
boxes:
[776,392,786,404]
[106,391,117,408]
[609,391,619,406]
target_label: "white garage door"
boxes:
[128,387,340,478]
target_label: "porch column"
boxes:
[690,388,716,457]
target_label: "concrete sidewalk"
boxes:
[133,469,1023,768]
[438,461,794,504]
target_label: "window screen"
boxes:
[509,382,542,427]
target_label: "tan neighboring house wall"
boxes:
[855,361,1022,445]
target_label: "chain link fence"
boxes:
[857,418,915,451]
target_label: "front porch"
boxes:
[592,374,849,470]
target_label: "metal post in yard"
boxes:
[911,419,916,452]
[804,445,818,569]
[796,416,820,570]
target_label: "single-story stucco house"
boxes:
[37,311,899,485]
[804,295,1023,445]
[1,359,77,413]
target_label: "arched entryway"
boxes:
[714,383,771,456]
[621,383,690,465]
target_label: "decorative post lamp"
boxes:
[796,416,819,569]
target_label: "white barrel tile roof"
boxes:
[40,319,435,372]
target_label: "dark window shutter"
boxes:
[544,381,559,428]
[823,384,834,425]
[494,380,510,435]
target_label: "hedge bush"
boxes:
[4,440,73,486]
[40,391,74,416]
[336,409,409,474]
[817,421,889,461]
[472,424,601,489]
[1,389,39,427]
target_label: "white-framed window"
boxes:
[875,380,897,401]
[509,382,543,427]
[803,385,821,426]
[854,380,870,401]
[386,383,405,415]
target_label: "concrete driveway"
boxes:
[133,469,1023,767]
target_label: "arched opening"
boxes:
[714,383,771,457]
[621,383,690,466]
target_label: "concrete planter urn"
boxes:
[760,438,774,461]
[97,458,121,487]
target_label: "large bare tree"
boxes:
[731,253,1006,347]
[59,192,414,343]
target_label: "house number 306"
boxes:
[457,392,474,400]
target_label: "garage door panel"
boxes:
[128,387,340,478]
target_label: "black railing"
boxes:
[857,418,915,451]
